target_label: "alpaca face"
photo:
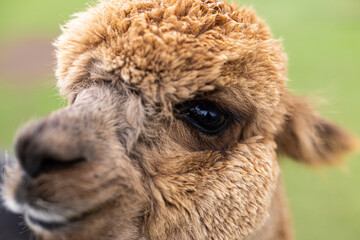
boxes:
[3,83,281,240]
[2,0,356,240]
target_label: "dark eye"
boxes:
[176,101,229,135]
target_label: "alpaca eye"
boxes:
[176,101,229,135]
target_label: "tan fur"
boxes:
[1,0,358,240]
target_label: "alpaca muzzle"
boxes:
[14,86,136,179]
[3,86,146,235]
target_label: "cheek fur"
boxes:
[145,138,279,239]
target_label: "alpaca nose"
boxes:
[14,120,86,178]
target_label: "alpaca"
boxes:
[1,0,357,239]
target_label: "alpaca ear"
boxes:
[275,95,358,165]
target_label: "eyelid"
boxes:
[176,99,223,112]
[174,100,231,135]
[177,114,230,135]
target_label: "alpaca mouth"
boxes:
[25,208,88,231]
[27,215,67,230]
[24,206,93,231]
[23,197,116,232]
[24,208,79,231]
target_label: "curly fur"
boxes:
[1,0,358,240]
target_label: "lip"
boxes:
[27,215,67,230]
[24,198,114,232]
[25,208,86,231]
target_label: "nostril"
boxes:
[18,150,86,178]
[20,152,44,179]
[40,156,85,175]
[14,121,86,179]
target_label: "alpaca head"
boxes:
[2,0,357,239]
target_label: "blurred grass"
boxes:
[0,0,89,41]
[0,0,359,239]
[0,81,65,147]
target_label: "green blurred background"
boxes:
[0,0,359,239]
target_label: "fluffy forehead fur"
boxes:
[56,0,287,134]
